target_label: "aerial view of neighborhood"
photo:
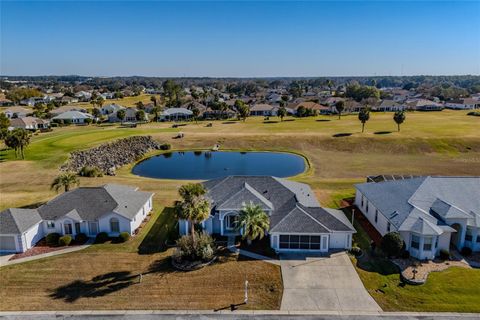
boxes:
[0,1,479,319]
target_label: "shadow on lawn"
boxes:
[49,271,138,302]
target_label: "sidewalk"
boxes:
[0,240,93,267]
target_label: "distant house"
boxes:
[294,101,330,115]
[0,184,154,253]
[102,103,125,116]
[355,176,480,260]
[445,98,480,110]
[20,97,45,106]
[0,97,13,107]
[407,99,444,111]
[159,108,193,121]
[9,116,50,130]
[75,91,92,101]
[3,106,31,119]
[250,104,278,116]
[59,96,79,104]
[374,100,406,112]
[52,111,94,124]
[178,176,355,253]
[50,105,86,116]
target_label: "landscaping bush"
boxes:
[75,233,88,244]
[118,232,130,243]
[84,118,93,125]
[381,232,404,258]
[58,235,72,246]
[349,246,362,257]
[400,250,410,259]
[461,247,472,257]
[467,111,480,117]
[79,166,103,177]
[95,232,109,243]
[176,232,216,261]
[46,233,61,246]
[160,143,171,150]
[440,249,450,260]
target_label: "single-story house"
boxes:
[250,104,278,116]
[445,98,480,110]
[159,108,193,121]
[50,106,86,116]
[0,184,154,253]
[101,103,125,116]
[374,100,406,112]
[407,99,444,111]
[294,101,330,115]
[52,110,94,124]
[179,176,355,253]
[108,107,147,123]
[9,116,50,130]
[355,176,480,260]
[2,106,31,119]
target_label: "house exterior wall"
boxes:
[22,222,45,251]
[355,189,395,236]
[98,212,132,236]
[270,232,331,252]
[130,197,153,233]
[329,232,353,249]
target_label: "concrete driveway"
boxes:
[280,251,381,312]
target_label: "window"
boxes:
[110,218,120,233]
[411,235,420,249]
[387,222,391,233]
[47,221,55,229]
[374,210,378,223]
[361,196,364,207]
[75,223,81,234]
[366,202,369,213]
[465,229,473,242]
[477,236,480,243]
[226,215,238,230]
[423,236,433,251]
[435,236,438,249]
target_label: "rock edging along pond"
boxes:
[62,136,161,175]
[132,150,307,180]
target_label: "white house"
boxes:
[3,106,30,119]
[52,110,94,124]
[9,116,50,130]
[159,108,193,121]
[250,104,278,116]
[0,184,154,253]
[355,176,480,260]
[178,176,355,253]
[445,98,480,110]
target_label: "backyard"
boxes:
[0,110,479,311]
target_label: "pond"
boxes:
[132,151,306,180]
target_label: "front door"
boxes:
[225,215,238,231]
[89,222,99,235]
[75,223,81,234]
[64,223,73,235]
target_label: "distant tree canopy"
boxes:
[6,88,43,103]
[345,83,380,102]
[162,80,183,107]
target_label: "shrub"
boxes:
[118,232,130,243]
[84,118,93,125]
[381,232,404,258]
[160,143,171,150]
[46,233,61,246]
[349,246,362,257]
[95,232,109,243]
[79,166,103,177]
[50,123,59,128]
[440,249,450,260]
[176,232,216,261]
[58,235,72,246]
[467,111,480,117]
[461,247,472,257]
[75,233,88,244]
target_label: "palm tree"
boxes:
[277,106,287,121]
[5,128,30,159]
[358,107,370,133]
[116,109,126,123]
[393,110,406,132]
[175,183,211,243]
[96,97,105,109]
[51,172,80,193]
[150,95,157,107]
[235,202,270,245]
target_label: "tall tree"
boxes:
[358,108,370,133]
[5,128,30,159]
[175,183,211,243]
[135,101,145,110]
[393,110,406,132]
[335,100,345,119]
[235,203,270,245]
[150,95,157,107]
[0,113,10,139]
[135,110,146,122]
[51,172,80,193]
[96,97,105,109]
[192,107,200,123]
[116,109,126,123]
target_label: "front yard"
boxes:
[346,207,480,313]
[0,207,283,311]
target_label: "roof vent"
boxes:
[390,211,399,218]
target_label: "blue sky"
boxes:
[1,1,479,77]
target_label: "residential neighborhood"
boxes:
[1,0,479,318]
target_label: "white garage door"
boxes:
[279,234,329,251]
[0,236,17,251]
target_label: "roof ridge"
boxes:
[296,205,332,232]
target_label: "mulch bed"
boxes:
[9,238,86,261]
[353,206,383,246]
[238,236,278,259]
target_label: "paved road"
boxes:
[1,312,479,320]
[279,251,381,312]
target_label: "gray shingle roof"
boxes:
[204,176,354,234]
[0,208,42,234]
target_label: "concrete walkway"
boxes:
[279,251,381,312]
[0,240,92,267]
